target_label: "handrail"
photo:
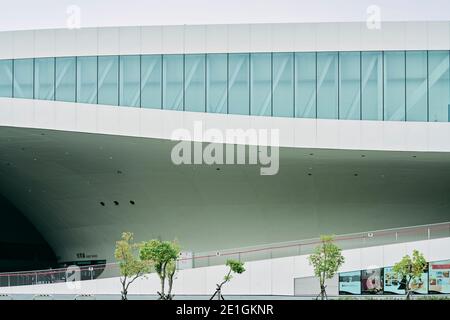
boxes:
[0,221,449,286]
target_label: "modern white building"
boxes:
[0,20,449,296]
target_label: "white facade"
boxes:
[1,237,449,296]
[1,22,450,60]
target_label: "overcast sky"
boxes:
[0,0,449,32]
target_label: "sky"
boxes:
[0,0,449,32]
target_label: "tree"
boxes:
[114,232,150,300]
[140,239,180,300]
[392,250,427,300]
[308,235,345,300]
[210,259,245,300]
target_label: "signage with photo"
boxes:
[339,271,361,295]
[383,267,405,295]
[361,268,383,294]
[429,259,450,294]
[383,266,428,295]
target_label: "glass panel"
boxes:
[119,55,140,107]
[229,53,249,115]
[13,58,34,99]
[185,54,205,112]
[250,53,272,116]
[55,57,76,102]
[98,55,119,106]
[406,51,428,121]
[163,54,183,110]
[428,51,449,122]
[34,58,55,100]
[0,60,13,97]
[384,51,405,121]
[295,52,316,118]
[361,51,383,120]
[339,52,360,120]
[273,53,294,117]
[206,54,227,113]
[317,52,338,119]
[141,55,162,109]
[76,56,97,104]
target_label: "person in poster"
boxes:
[361,268,383,294]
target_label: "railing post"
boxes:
[395,232,398,241]
[428,228,430,240]
[8,275,10,287]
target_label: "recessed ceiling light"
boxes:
[130,200,135,205]
[361,155,366,158]
[114,201,119,206]
[308,173,312,176]
[354,173,359,176]
[216,168,220,171]
[117,170,122,174]
[100,202,105,206]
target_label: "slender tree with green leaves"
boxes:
[210,259,245,300]
[308,235,345,300]
[393,250,427,300]
[139,239,180,300]
[114,232,150,300]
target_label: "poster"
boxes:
[429,260,450,294]
[383,267,428,295]
[339,271,361,295]
[383,267,405,295]
[361,268,383,294]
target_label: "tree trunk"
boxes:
[121,288,128,300]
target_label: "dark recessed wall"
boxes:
[0,194,56,272]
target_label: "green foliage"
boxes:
[114,232,150,300]
[139,239,180,299]
[392,250,427,299]
[114,232,150,278]
[309,235,345,282]
[308,235,345,300]
[226,259,245,274]
[140,239,180,275]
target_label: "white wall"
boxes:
[1,237,449,296]
[0,22,449,60]
[1,98,450,152]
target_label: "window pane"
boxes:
[77,56,97,104]
[317,52,338,119]
[339,52,360,120]
[55,57,76,102]
[428,51,449,122]
[185,54,205,112]
[98,56,119,106]
[207,54,227,113]
[34,58,55,100]
[361,51,383,120]
[384,51,405,121]
[119,55,140,107]
[141,55,162,109]
[250,53,271,116]
[228,53,249,115]
[295,52,316,118]
[0,60,13,97]
[14,59,34,99]
[406,51,427,121]
[273,53,294,117]
[163,54,183,110]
